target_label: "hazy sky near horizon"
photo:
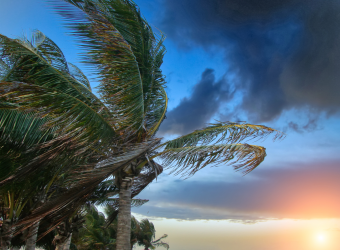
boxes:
[1,0,340,249]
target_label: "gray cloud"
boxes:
[286,116,319,133]
[158,0,340,124]
[158,68,233,135]
[133,160,340,221]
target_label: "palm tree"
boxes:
[73,205,115,250]
[0,0,284,249]
[137,219,169,250]
[51,1,283,249]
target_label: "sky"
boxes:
[1,0,340,249]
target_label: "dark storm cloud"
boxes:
[158,0,340,123]
[158,68,233,135]
[133,160,340,221]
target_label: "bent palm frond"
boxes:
[54,0,168,140]
[0,110,54,150]
[152,234,169,250]
[81,0,168,136]
[54,1,145,136]
[11,140,159,237]
[68,62,92,91]
[0,81,117,151]
[146,85,167,137]
[158,143,267,177]
[0,32,113,123]
[94,198,148,207]
[162,121,285,149]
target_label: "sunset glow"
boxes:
[316,233,326,243]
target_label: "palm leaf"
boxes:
[158,143,267,177]
[162,121,285,149]
[68,62,92,91]
[152,234,168,244]
[95,198,148,207]
[0,81,117,152]
[84,0,168,137]
[0,110,54,150]
[152,241,169,250]
[53,0,168,140]
[53,0,145,136]
[0,32,113,123]
[10,139,159,236]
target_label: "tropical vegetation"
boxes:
[71,204,169,250]
[0,0,283,249]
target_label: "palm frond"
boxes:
[146,86,167,137]
[0,32,113,123]
[68,62,92,91]
[0,81,117,152]
[9,139,159,236]
[52,0,168,139]
[159,143,267,177]
[84,0,168,137]
[94,198,148,207]
[0,110,54,150]
[53,0,146,136]
[0,109,57,181]
[152,234,168,243]
[162,121,285,149]
[152,241,169,250]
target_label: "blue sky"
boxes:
[2,0,340,249]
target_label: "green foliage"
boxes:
[55,0,167,139]
[71,205,168,250]
[137,219,169,250]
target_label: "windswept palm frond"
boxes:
[9,139,159,237]
[147,86,167,137]
[53,0,145,136]
[152,234,169,250]
[152,241,170,250]
[77,0,168,138]
[0,110,56,181]
[159,143,267,177]
[94,198,148,207]
[0,32,113,123]
[53,0,168,140]
[0,81,117,153]
[68,62,92,91]
[152,234,168,243]
[162,121,285,149]
[0,110,54,151]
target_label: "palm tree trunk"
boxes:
[55,242,64,250]
[62,233,72,250]
[55,234,71,250]
[116,177,133,250]
[25,221,40,250]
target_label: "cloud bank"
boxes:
[157,0,340,127]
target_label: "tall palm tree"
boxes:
[0,1,284,249]
[50,1,283,249]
